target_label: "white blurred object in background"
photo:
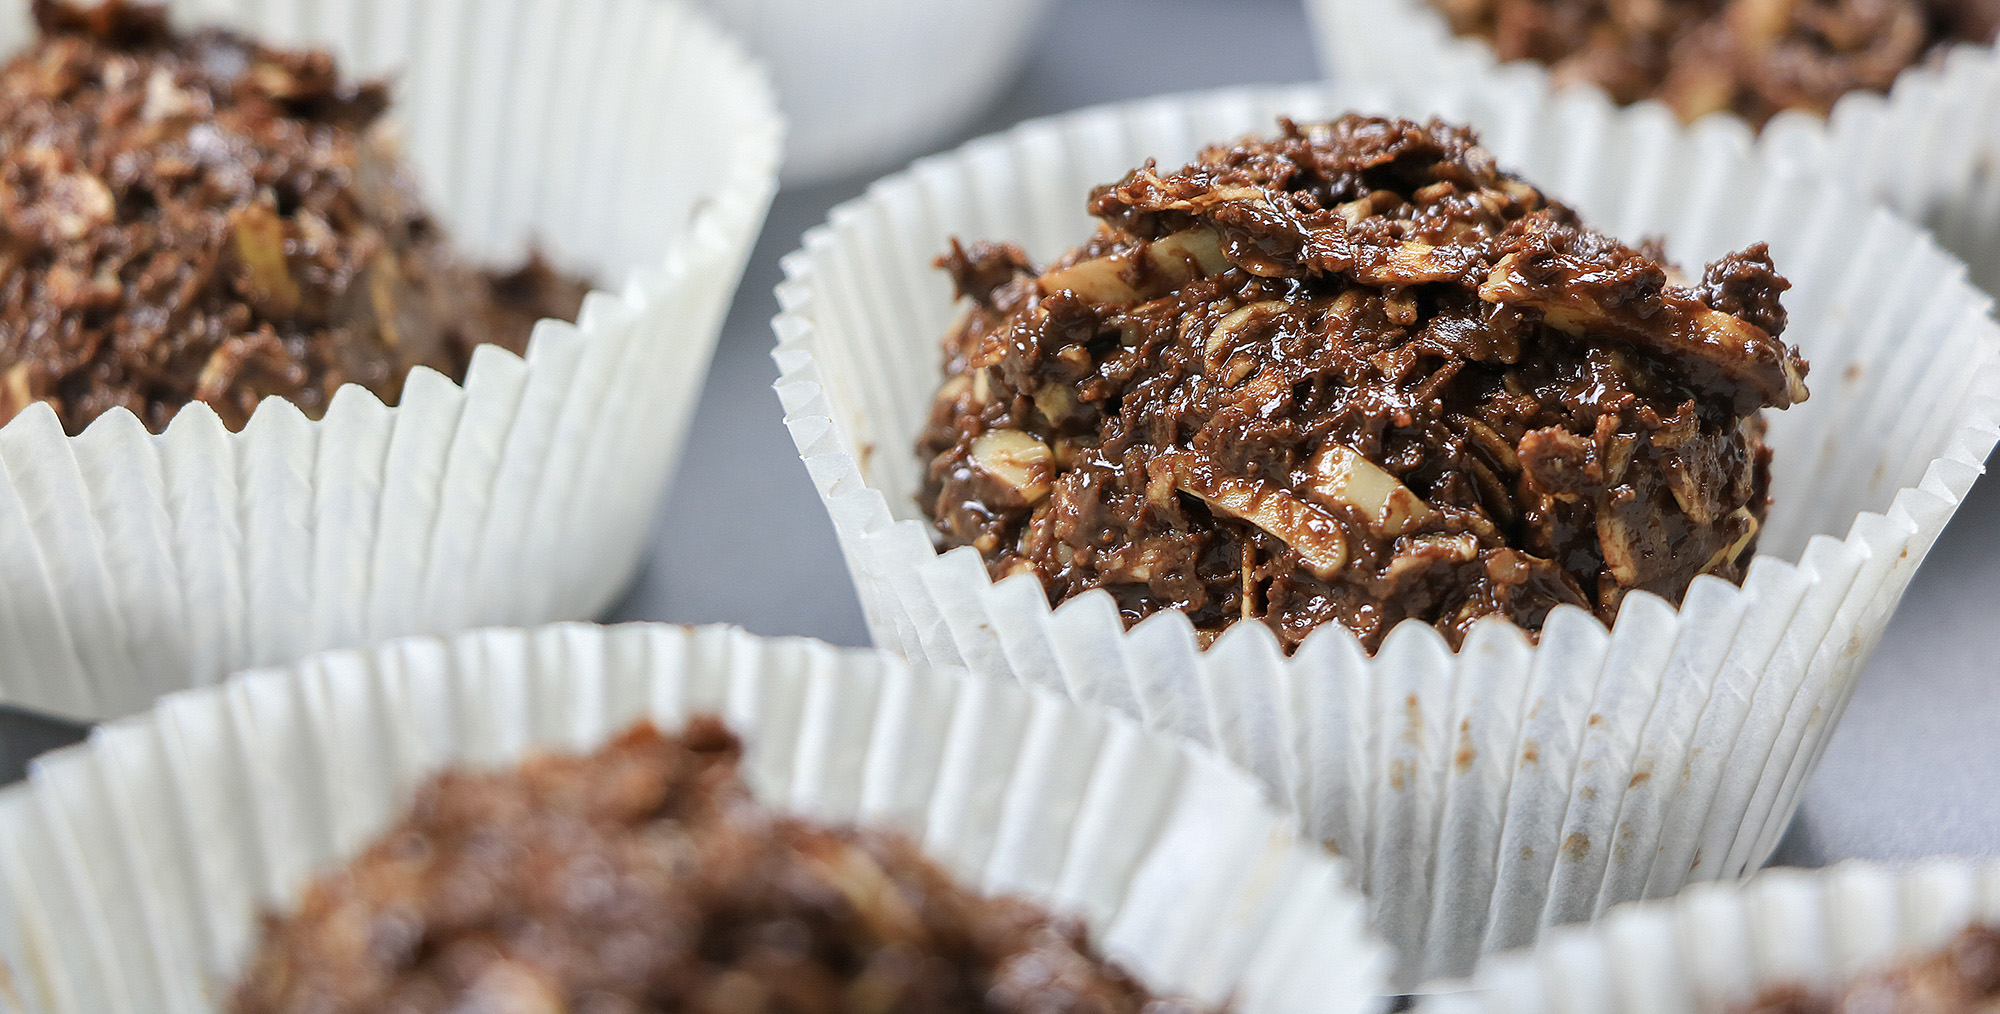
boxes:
[696,0,1058,183]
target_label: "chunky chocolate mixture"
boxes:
[232,719,1195,1014]
[1432,0,2000,125]
[917,117,1807,652]
[1736,925,2000,1014]
[0,0,588,435]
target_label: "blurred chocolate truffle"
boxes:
[918,116,1807,652]
[231,719,1201,1014]
[0,0,587,434]
[1736,924,2000,1014]
[1431,0,2000,125]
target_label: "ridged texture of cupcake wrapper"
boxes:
[771,81,2000,988]
[690,0,1057,185]
[0,0,783,722]
[1304,0,2000,304]
[1305,0,1562,129]
[0,622,1388,1014]
[1421,859,2000,1014]
[1763,44,2000,302]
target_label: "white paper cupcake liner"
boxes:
[772,81,2000,987]
[1303,0,2000,301]
[691,0,1056,185]
[1305,0,1508,109]
[1763,45,2000,300]
[1421,859,2000,1014]
[0,0,783,722]
[0,622,1387,1014]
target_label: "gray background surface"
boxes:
[5,0,1996,866]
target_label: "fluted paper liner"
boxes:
[0,0,783,721]
[1763,45,2000,300]
[1304,0,2000,301]
[694,0,1056,184]
[0,622,1387,1014]
[772,81,2000,987]
[1422,859,2000,1014]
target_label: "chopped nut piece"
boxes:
[367,253,401,349]
[139,64,197,122]
[1376,241,1465,284]
[1452,414,1521,473]
[1702,507,1761,573]
[0,364,34,424]
[1032,383,1076,425]
[1148,228,1231,278]
[1040,247,1142,304]
[1305,441,1440,537]
[1040,228,1230,305]
[1404,532,1480,561]
[43,171,114,241]
[1206,300,1285,355]
[1165,452,1349,579]
[194,344,236,401]
[969,429,1054,504]
[1381,532,1483,585]
[230,200,302,316]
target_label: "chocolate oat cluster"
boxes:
[1432,0,2000,124]
[918,116,1808,652]
[232,719,1196,1014]
[0,0,587,434]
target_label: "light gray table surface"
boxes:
[3,0,1995,868]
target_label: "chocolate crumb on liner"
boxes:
[0,624,1387,1014]
[775,82,2000,986]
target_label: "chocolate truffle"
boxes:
[917,116,1808,652]
[1736,925,2000,1014]
[1431,0,1999,125]
[0,0,588,435]
[231,719,1200,1014]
